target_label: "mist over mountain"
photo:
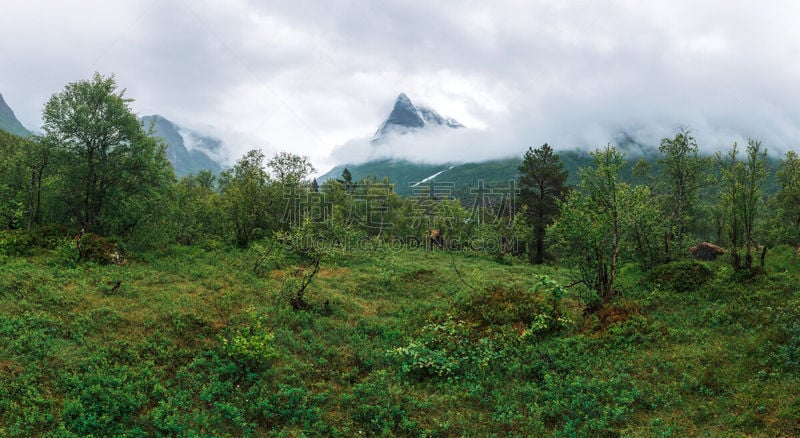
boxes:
[0,92,31,137]
[141,115,224,177]
[325,90,683,172]
[328,92,479,165]
[320,91,672,195]
[372,93,464,142]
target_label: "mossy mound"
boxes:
[646,260,714,293]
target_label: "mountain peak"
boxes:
[372,93,463,142]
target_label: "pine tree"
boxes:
[517,144,568,263]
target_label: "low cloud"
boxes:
[2,1,799,169]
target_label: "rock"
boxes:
[689,242,725,261]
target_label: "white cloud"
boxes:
[2,0,800,170]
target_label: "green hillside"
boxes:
[320,149,621,200]
[320,159,453,194]
[0,93,30,137]
[321,147,782,204]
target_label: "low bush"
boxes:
[220,309,277,371]
[646,260,713,293]
[775,299,800,370]
[345,371,425,436]
[30,224,70,249]
[77,233,124,264]
[456,282,548,327]
[0,229,32,256]
[389,318,500,380]
[541,372,642,436]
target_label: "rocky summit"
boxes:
[372,93,463,142]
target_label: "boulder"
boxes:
[689,242,725,261]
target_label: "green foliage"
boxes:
[0,218,799,436]
[76,232,122,264]
[646,260,714,293]
[173,171,224,245]
[220,308,277,370]
[557,145,627,302]
[657,129,706,259]
[453,275,571,336]
[0,131,34,229]
[765,150,800,245]
[389,317,500,380]
[0,261,50,300]
[717,139,769,275]
[42,72,175,239]
[0,229,33,256]
[52,238,79,268]
[29,224,70,249]
[346,371,426,436]
[518,143,569,264]
[266,151,315,185]
[270,217,356,309]
[541,372,642,436]
[60,357,157,437]
[456,282,547,327]
[773,299,800,371]
[219,149,276,247]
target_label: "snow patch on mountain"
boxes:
[410,165,458,187]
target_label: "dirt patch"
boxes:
[595,302,641,329]
[401,268,436,282]
[318,268,351,279]
[0,360,23,376]
[354,299,378,317]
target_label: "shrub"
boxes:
[250,383,324,433]
[76,233,123,264]
[389,318,500,380]
[775,300,800,370]
[60,357,156,437]
[541,372,642,436]
[30,224,70,249]
[346,371,424,436]
[220,309,277,371]
[456,282,548,328]
[646,260,713,293]
[51,238,79,268]
[0,261,45,299]
[0,229,33,256]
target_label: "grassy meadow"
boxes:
[1,242,800,436]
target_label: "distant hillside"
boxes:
[0,93,31,137]
[318,140,783,204]
[141,115,223,177]
[320,160,453,194]
[319,151,602,201]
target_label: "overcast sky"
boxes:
[2,0,800,170]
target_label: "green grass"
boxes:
[1,243,799,436]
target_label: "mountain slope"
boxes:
[141,115,223,177]
[0,93,31,137]
[320,159,453,193]
[319,152,593,198]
